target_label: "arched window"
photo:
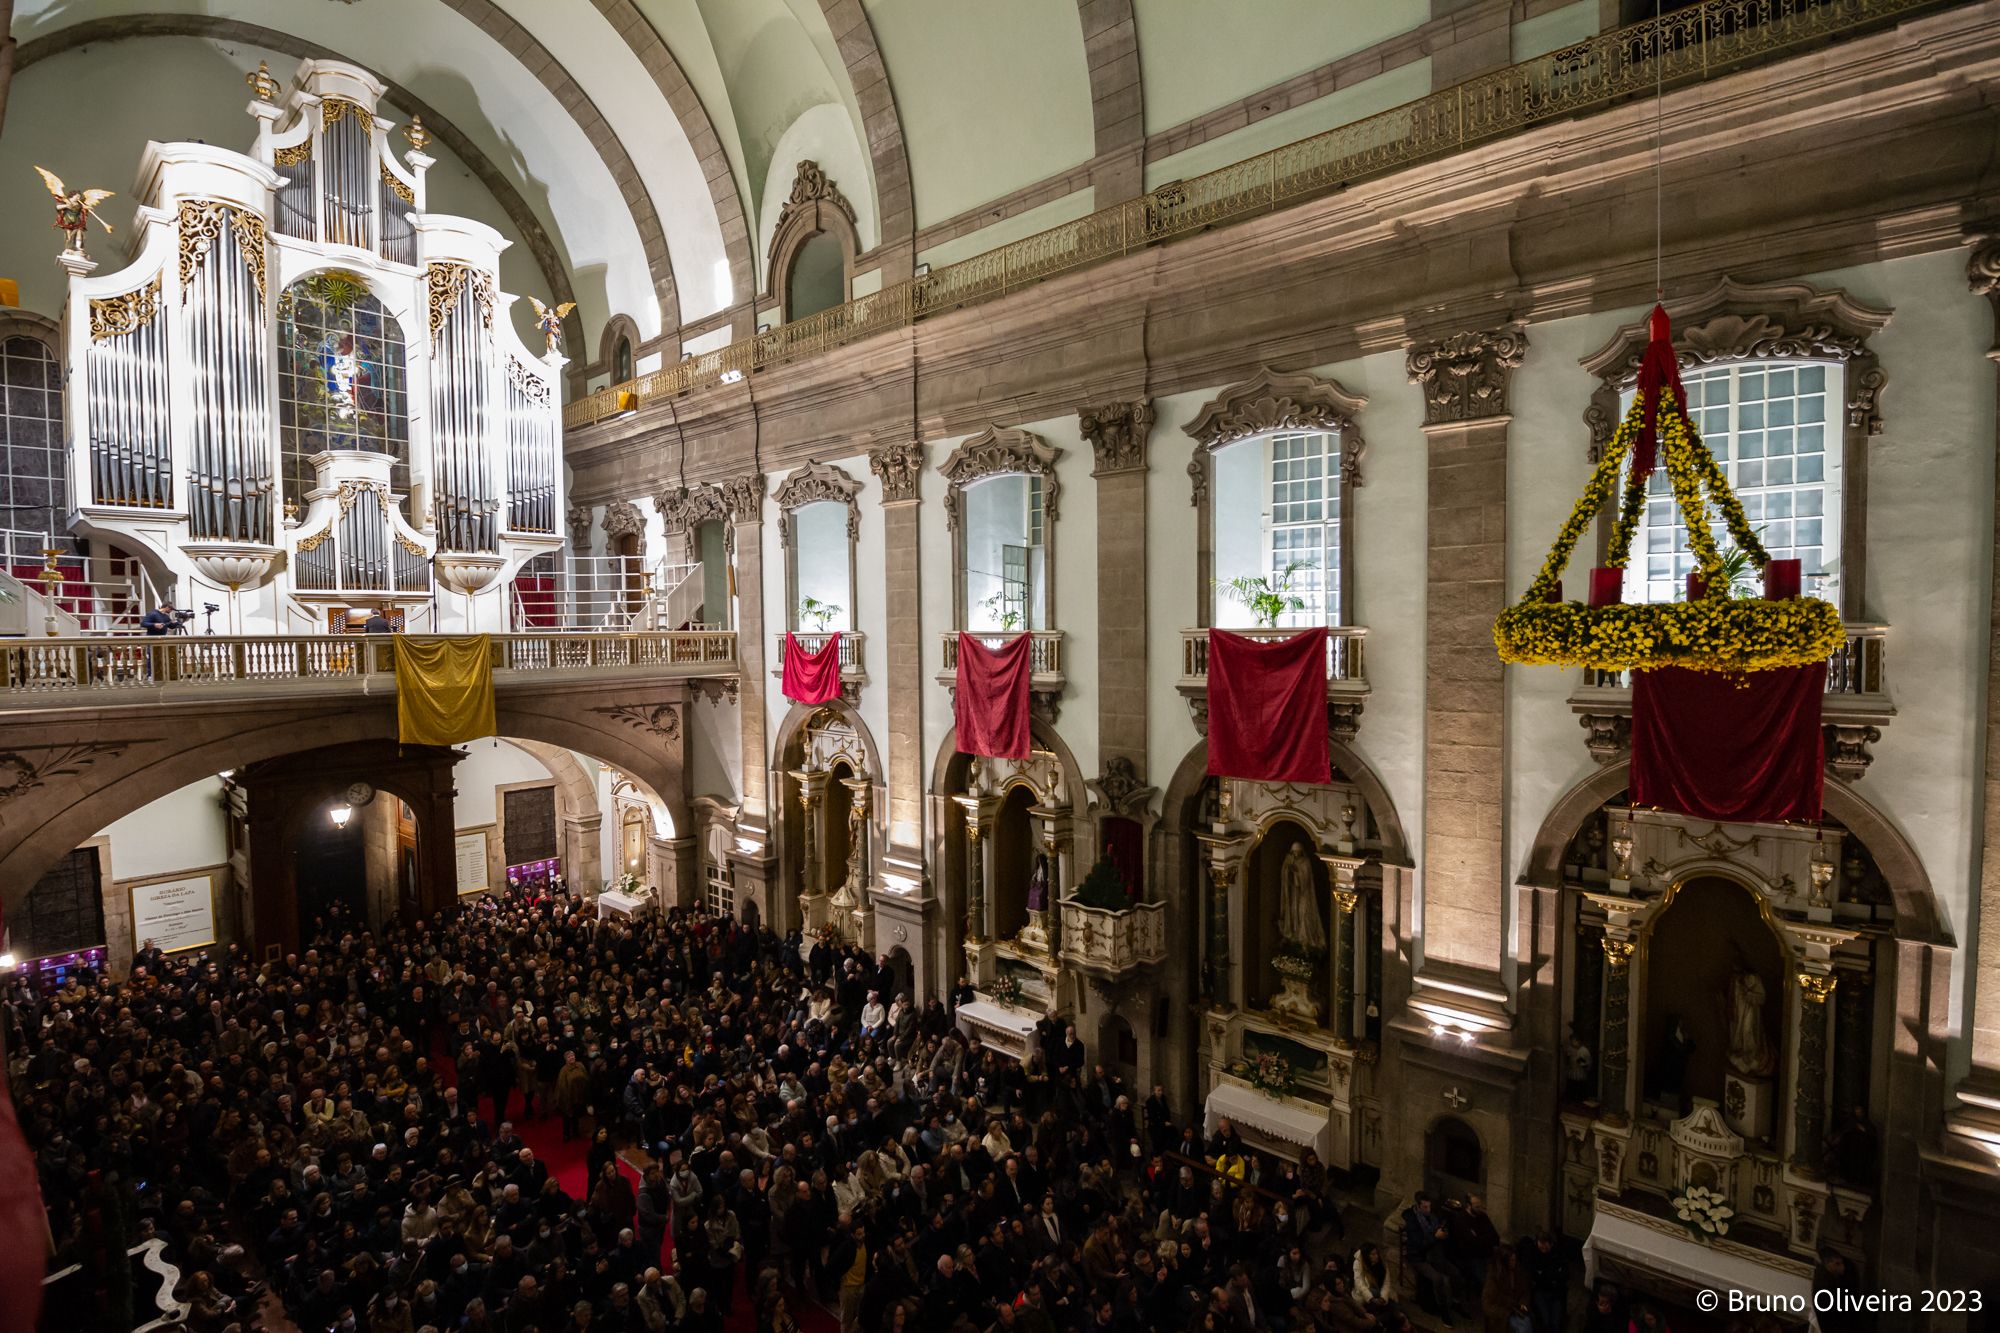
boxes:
[0,334,70,544]
[277,272,410,506]
[1629,361,1842,604]
[786,231,847,321]
[1211,430,1344,627]
[704,823,736,918]
[613,335,634,385]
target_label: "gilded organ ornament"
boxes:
[178,199,269,303]
[89,274,163,342]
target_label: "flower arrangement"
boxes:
[1670,1183,1735,1241]
[1494,311,1843,674]
[1231,1050,1296,1098]
[987,973,1027,1007]
[615,871,641,895]
[978,592,1024,632]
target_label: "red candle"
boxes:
[1589,567,1623,607]
[1686,571,1708,601]
[1543,580,1563,604]
[1763,558,1801,600]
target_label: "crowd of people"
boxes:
[4,889,1868,1333]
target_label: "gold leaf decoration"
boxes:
[89,273,163,342]
[274,141,311,168]
[178,199,269,305]
[381,164,415,205]
[426,261,496,345]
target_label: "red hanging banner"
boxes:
[1206,627,1330,784]
[955,632,1032,760]
[0,911,45,1327]
[780,631,844,705]
[1631,664,1826,824]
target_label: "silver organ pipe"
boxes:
[430,272,497,553]
[504,360,555,534]
[85,284,172,509]
[322,106,375,251]
[275,150,316,241]
[378,169,416,266]
[183,207,273,543]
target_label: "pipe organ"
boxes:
[59,58,564,634]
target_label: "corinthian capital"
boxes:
[1406,326,1528,427]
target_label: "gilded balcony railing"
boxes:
[0,630,738,698]
[1179,627,1369,692]
[565,0,1946,430]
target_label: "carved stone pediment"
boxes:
[939,426,1061,533]
[655,484,728,535]
[566,502,594,547]
[1669,1103,1744,1160]
[1086,756,1156,818]
[720,473,766,525]
[774,461,862,543]
[1580,277,1891,455]
[1183,367,1366,505]
[601,499,645,542]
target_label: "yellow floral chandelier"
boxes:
[1494,307,1843,674]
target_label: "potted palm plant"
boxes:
[798,596,842,632]
[1216,558,1314,628]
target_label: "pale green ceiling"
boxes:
[5,0,1536,346]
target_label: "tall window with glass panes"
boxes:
[1632,362,1839,604]
[1265,432,1342,627]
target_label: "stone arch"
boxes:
[502,738,605,892]
[1158,734,1410,870]
[1074,0,1145,205]
[812,0,915,280]
[927,717,1091,973]
[593,0,757,325]
[764,161,863,321]
[1517,758,1944,944]
[597,313,644,387]
[14,17,580,334]
[0,309,61,350]
[0,686,686,921]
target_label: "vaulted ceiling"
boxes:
[2,0,1578,370]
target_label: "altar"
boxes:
[955,998,1040,1061]
[596,889,651,920]
[1204,1077,1334,1164]
[1583,1200,1813,1314]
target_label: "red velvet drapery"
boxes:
[1206,627,1330,784]
[780,631,843,705]
[1631,664,1825,823]
[955,632,1032,759]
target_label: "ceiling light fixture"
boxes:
[329,805,353,829]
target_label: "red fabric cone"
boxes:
[955,632,1032,759]
[1206,627,1331,784]
[1631,665,1825,823]
[780,631,843,705]
[1632,304,1686,480]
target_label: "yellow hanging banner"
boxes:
[394,635,497,746]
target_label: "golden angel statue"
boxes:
[35,167,115,254]
[528,296,575,355]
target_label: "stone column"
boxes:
[841,775,873,946]
[1791,968,1837,1176]
[1406,326,1527,1014]
[724,473,772,830]
[954,794,997,941]
[792,769,828,926]
[1599,935,1636,1123]
[868,442,928,855]
[559,811,603,894]
[1961,240,2000,1129]
[1196,834,1245,1009]
[1082,400,1153,785]
[1324,853,1364,1044]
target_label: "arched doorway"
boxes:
[786,231,846,320]
[1426,1116,1485,1201]
[886,947,914,1001]
[990,784,1037,942]
[1641,876,1787,1123]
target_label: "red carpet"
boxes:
[437,1053,837,1333]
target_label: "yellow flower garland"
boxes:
[1495,382,1844,673]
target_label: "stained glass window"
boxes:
[0,335,72,549]
[278,273,410,507]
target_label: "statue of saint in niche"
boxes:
[1277,843,1325,954]
[1727,966,1776,1077]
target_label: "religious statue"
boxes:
[1563,1026,1595,1103]
[1026,854,1049,914]
[528,296,576,355]
[1727,966,1776,1077]
[35,167,115,255]
[1277,843,1325,954]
